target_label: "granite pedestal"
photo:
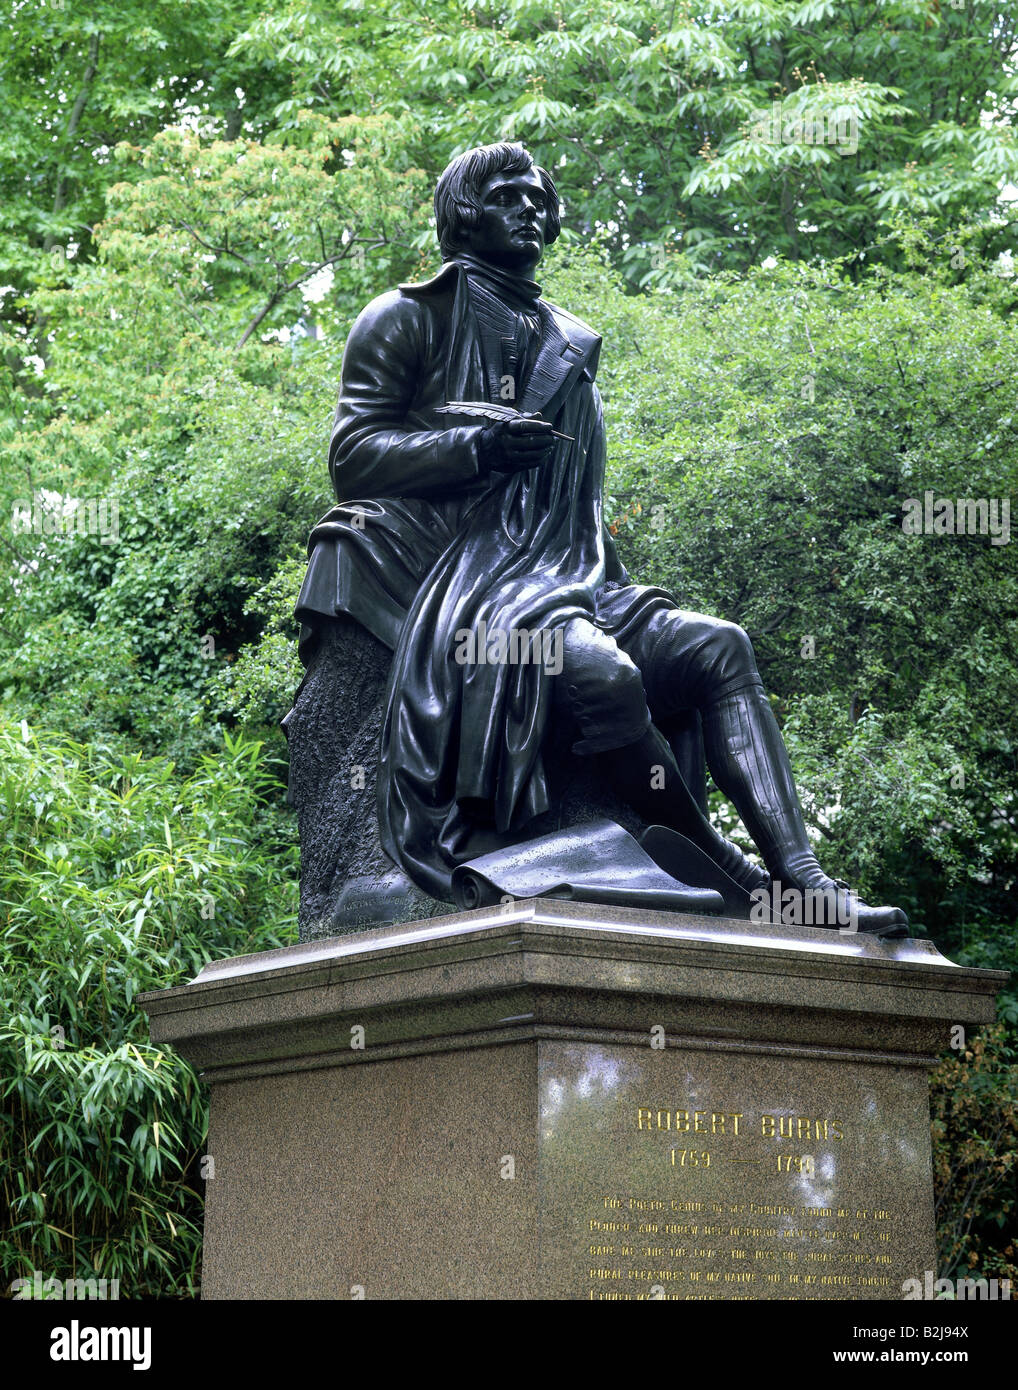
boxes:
[140,903,1005,1300]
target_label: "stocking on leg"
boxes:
[700,679,908,934]
[599,724,770,896]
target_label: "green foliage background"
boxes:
[1,0,1015,1297]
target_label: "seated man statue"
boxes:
[285,140,908,939]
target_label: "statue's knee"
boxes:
[716,618,755,664]
[696,618,757,687]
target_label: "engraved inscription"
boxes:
[586,1196,897,1299]
[538,1042,933,1300]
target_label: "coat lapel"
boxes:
[400,262,602,422]
[519,302,601,422]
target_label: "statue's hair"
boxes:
[434,142,561,259]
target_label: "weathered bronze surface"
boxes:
[285,143,908,939]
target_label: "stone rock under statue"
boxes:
[283,142,908,943]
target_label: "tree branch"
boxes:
[45,32,101,253]
[234,243,384,350]
[176,223,256,271]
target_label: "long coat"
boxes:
[295,260,690,900]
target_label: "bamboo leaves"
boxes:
[0,718,296,1296]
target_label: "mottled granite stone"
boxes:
[140,903,1006,1301]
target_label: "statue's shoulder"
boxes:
[542,298,601,354]
[350,287,425,335]
[343,285,443,365]
[347,264,458,342]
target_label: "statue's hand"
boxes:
[478,416,557,475]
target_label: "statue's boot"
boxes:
[701,681,909,937]
[599,724,771,900]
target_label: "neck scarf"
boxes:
[450,253,542,316]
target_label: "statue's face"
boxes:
[466,166,549,273]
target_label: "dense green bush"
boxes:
[543,236,1018,937]
[0,720,297,1296]
[932,1016,1018,1289]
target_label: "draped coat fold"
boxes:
[294,260,680,900]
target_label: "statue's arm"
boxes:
[328,291,485,499]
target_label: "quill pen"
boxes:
[436,401,574,443]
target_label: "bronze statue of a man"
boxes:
[288,141,908,937]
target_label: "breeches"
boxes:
[560,608,763,755]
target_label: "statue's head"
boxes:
[434,141,561,274]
